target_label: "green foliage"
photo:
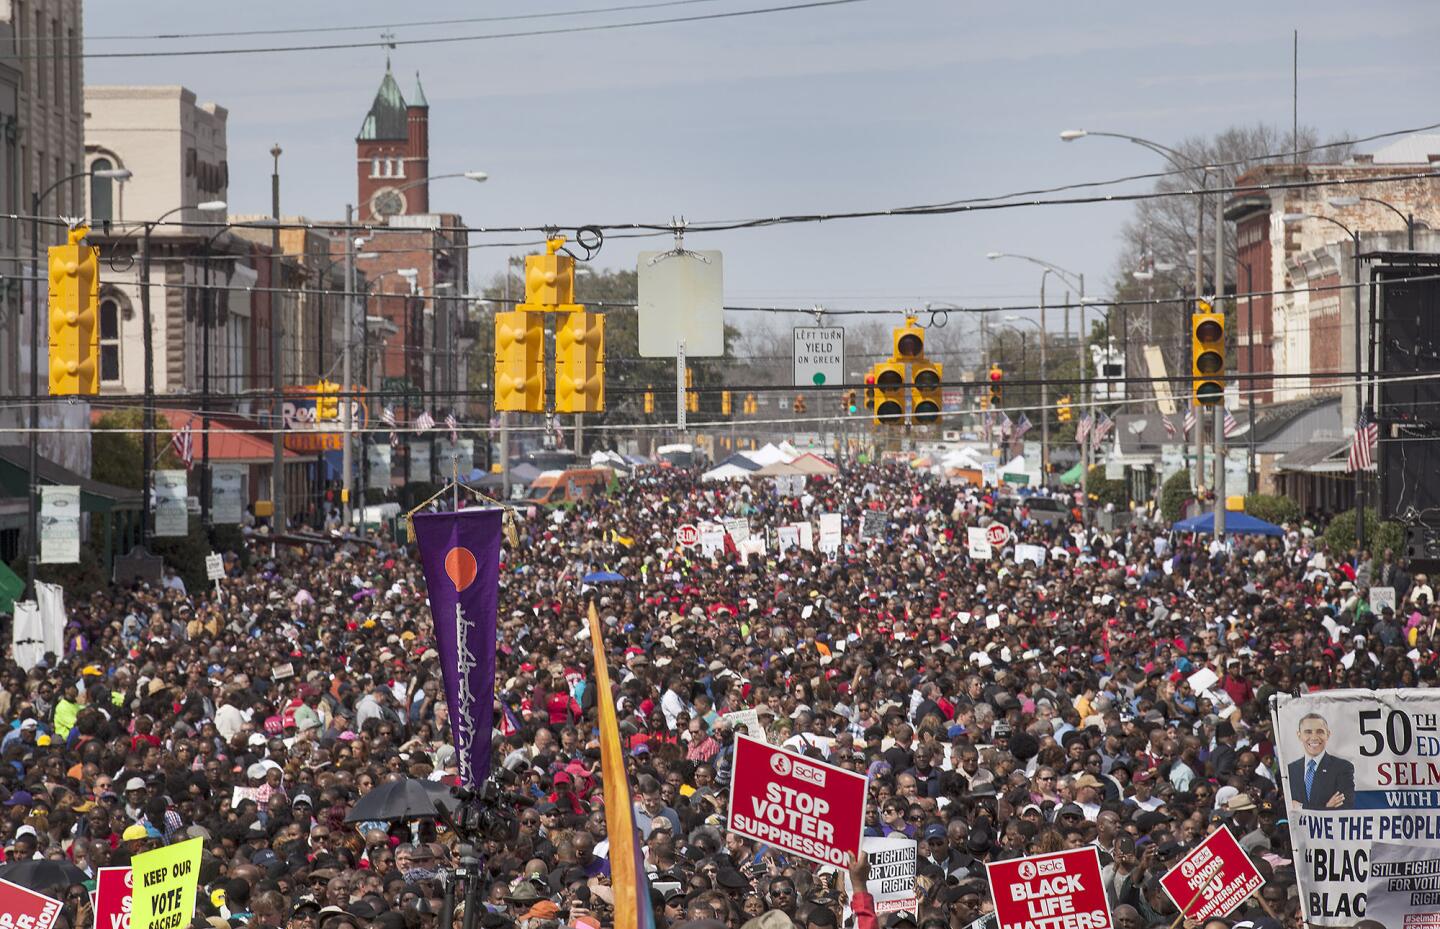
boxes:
[1161,469,1193,523]
[1085,465,1128,509]
[1243,493,1299,526]
[92,408,183,489]
[210,525,250,572]
[151,520,211,593]
[10,544,109,601]
[1323,509,1405,557]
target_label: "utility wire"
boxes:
[15,0,870,60]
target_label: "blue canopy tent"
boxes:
[1172,511,1285,537]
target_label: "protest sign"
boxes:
[1158,826,1264,923]
[985,847,1111,929]
[1370,586,1397,614]
[793,521,814,551]
[843,835,918,914]
[1014,543,1047,566]
[1366,840,1440,929]
[1273,690,1440,926]
[699,524,726,557]
[777,526,800,552]
[0,879,63,929]
[860,510,885,541]
[727,734,866,867]
[130,837,202,929]
[95,867,133,929]
[719,709,766,742]
[818,513,842,554]
[967,527,992,560]
[723,517,750,544]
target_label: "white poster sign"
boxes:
[845,836,918,915]
[777,526,800,553]
[39,485,80,564]
[792,521,814,552]
[966,526,992,560]
[205,553,225,582]
[436,438,475,479]
[408,440,431,479]
[719,709,766,743]
[367,442,393,488]
[1370,586,1397,614]
[699,525,726,557]
[723,517,750,544]
[818,513,842,554]
[153,470,189,537]
[212,464,245,525]
[1273,690,1440,926]
[1013,543,1047,566]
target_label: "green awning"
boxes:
[0,446,141,513]
[0,560,23,615]
[1059,462,1084,485]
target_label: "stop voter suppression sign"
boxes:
[727,734,867,867]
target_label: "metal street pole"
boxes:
[1193,179,1206,494]
[1039,272,1050,481]
[140,225,156,549]
[1353,231,1365,551]
[270,144,285,534]
[342,205,355,531]
[1242,262,1257,491]
[201,241,213,533]
[499,261,512,500]
[1213,180,1225,539]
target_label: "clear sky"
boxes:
[84,1,1440,337]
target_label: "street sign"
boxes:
[793,326,845,387]
[986,848,1112,929]
[985,523,1011,547]
[726,734,867,868]
[1159,826,1264,924]
[638,251,725,358]
[677,524,699,547]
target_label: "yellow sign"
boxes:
[130,837,202,929]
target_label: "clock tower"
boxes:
[356,60,430,221]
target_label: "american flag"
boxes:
[1348,408,1378,472]
[1013,413,1033,439]
[444,412,458,443]
[415,410,435,432]
[1075,413,1092,446]
[1092,413,1114,451]
[381,405,399,447]
[1183,407,1196,434]
[169,424,194,470]
[980,411,993,442]
[1162,415,1177,439]
[998,412,1014,438]
[1223,408,1240,438]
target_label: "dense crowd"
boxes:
[1,462,1432,929]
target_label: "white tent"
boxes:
[701,463,757,482]
[941,447,985,470]
[747,443,796,467]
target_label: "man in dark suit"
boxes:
[1288,712,1355,810]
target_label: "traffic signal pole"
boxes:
[1213,187,1226,539]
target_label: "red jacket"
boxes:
[852,892,878,929]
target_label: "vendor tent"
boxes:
[748,443,796,467]
[1172,511,1284,536]
[1058,462,1084,485]
[701,463,756,482]
[789,453,838,475]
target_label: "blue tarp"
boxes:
[582,571,625,584]
[1172,511,1285,537]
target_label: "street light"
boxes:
[138,201,226,549]
[1327,196,1418,250]
[23,165,132,596]
[1283,211,1366,548]
[987,252,1082,484]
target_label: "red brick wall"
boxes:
[1235,212,1274,402]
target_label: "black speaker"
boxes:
[1379,268,1440,522]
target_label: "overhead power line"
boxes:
[15,0,869,60]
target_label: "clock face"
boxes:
[371,187,406,219]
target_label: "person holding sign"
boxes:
[1286,713,1354,810]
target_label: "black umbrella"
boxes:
[418,778,461,813]
[345,777,444,823]
[0,858,88,891]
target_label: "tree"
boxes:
[92,408,183,489]
[1161,468,1193,523]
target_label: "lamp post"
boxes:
[1328,196,1417,251]
[140,201,227,548]
[1061,129,1219,494]
[987,252,1081,489]
[1283,211,1364,548]
[25,165,130,596]
[200,218,278,533]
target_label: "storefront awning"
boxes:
[0,446,141,512]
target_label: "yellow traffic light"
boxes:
[1057,395,1072,423]
[911,359,942,425]
[722,390,732,416]
[521,237,578,309]
[894,316,925,360]
[47,227,99,396]
[987,366,1003,409]
[744,393,756,416]
[845,389,858,414]
[1191,303,1225,406]
[315,380,341,420]
[793,394,807,415]
[494,310,545,412]
[873,361,905,424]
[554,311,605,413]
[644,386,655,415]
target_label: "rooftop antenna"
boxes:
[381,29,397,69]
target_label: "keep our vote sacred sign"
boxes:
[1159,826,1264,923]
[727,733,867,867]
[986,847,1112,929]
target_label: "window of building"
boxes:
[371,157,380,178]
[51,18,59,105]
[396,158,405,178]
[89,158,112,221]
[99,297,120,383]
[33,12,43,102]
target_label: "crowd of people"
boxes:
[2,462,1431,929]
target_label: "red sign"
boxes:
[986,847,1111,929]
[95,867,132,929]
[1159,826,1264,923]
[726,734,867,867]
[677,524,699,547]
[0,878,63,929]
[985,523,1011,547]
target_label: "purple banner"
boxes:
[413,508,501,787]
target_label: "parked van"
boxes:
[527,468,615,507]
